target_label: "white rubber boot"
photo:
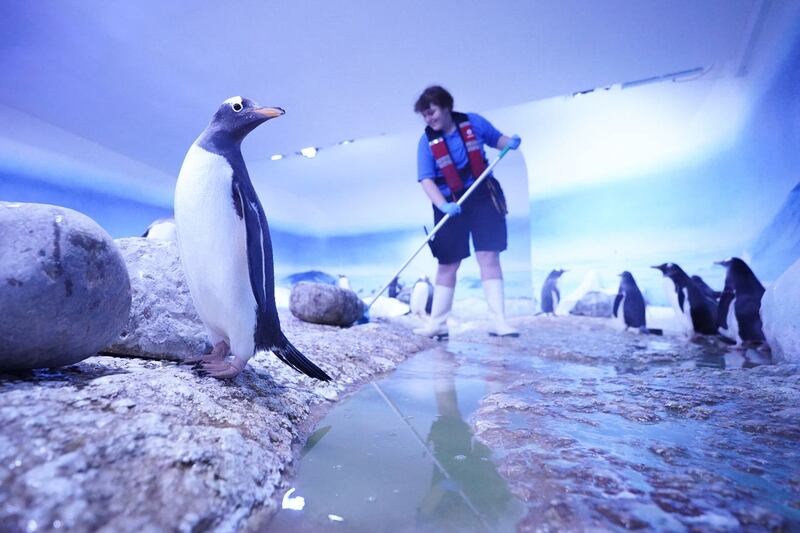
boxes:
[413,285,454,340]
[483,278,519,337]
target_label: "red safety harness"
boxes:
[426,112,488,199]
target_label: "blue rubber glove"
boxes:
[438,202,462,217]
[507,134,521,150]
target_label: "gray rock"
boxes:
[104,237,210,361]
[570,290,614,317]
[290,282,365,326]
[0,312,435,532]
[0,202,131,370]
[761,258,800,363]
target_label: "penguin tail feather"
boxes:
[646,328,664,336]
[717,334,737,346]
[269,334,332,382]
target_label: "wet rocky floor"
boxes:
[459,316,800,531]
[271,314,800,532]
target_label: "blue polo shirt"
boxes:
[417,112,502,197]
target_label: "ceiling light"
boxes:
[299,146,318,158]
[270,154,284,161]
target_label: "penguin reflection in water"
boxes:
[174,97,331,381]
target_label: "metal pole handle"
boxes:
[367,146,512,310]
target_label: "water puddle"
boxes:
[266,346,527,532]
[266,335,798,531]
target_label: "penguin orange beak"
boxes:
[254,107,285,119]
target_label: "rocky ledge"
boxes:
[0,311,434,532]
[458,315,800,532]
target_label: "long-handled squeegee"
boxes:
[366,145,512,311]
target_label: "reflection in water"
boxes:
[414,350,513,531]
[265,346,524,532]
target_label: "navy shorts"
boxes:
[428,178,508,264]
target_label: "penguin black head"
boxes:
[714,257,735,268]
[715,257,758,278]
[653,263,691,283]
[206,96,285,143]
[619,271,634,281]
[651,263,670,275]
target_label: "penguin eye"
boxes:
[232,102,244,112]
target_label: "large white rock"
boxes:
[761,258,800,363]
[104,237,210,360]
[0,202,131,370]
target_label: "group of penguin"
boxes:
[539,258,767,347]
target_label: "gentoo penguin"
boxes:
[142,217,177,242]
[409,275,434,317]
[540,269,566,315]
[174,96,330,381]
[613,271,663,335]
[691,275,721,302]
[652,263,723,337]
[388,276,402,298]
[715,257,766,345]
[337,275,351,291]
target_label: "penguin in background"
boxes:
[388,276,402,298]
[539,269,566,315]
[409,275,434,317]
[613,271,663,335]
[174,96,330,381]
[715,257,767,346]
[691,275,722,302]
[337,275,351,291]
[652,263,732,342]
[142,217,177,242]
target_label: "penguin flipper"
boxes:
[613,292,623,317]
[234,179,275,313]
[718,290,734,329]
[272,334,332,382]
[233,180,331,382]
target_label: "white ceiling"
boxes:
[1,0,766,179]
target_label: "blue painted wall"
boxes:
[529,29,800,302]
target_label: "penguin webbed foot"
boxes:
[199,356,248,379]
[182,341,230,365]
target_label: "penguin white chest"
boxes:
[174,145,256,346]
[615,294,627,328]
[662,279,693,332]
[409,281,429,316]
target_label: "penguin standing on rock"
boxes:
[142,217,177,242]
[652,263,730,341]
[337,275,351,291]
[174,96,331,381]
[715,257,766,346]
[539,269,566,315]
[409,276,434,317]
[613,271,662,335]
